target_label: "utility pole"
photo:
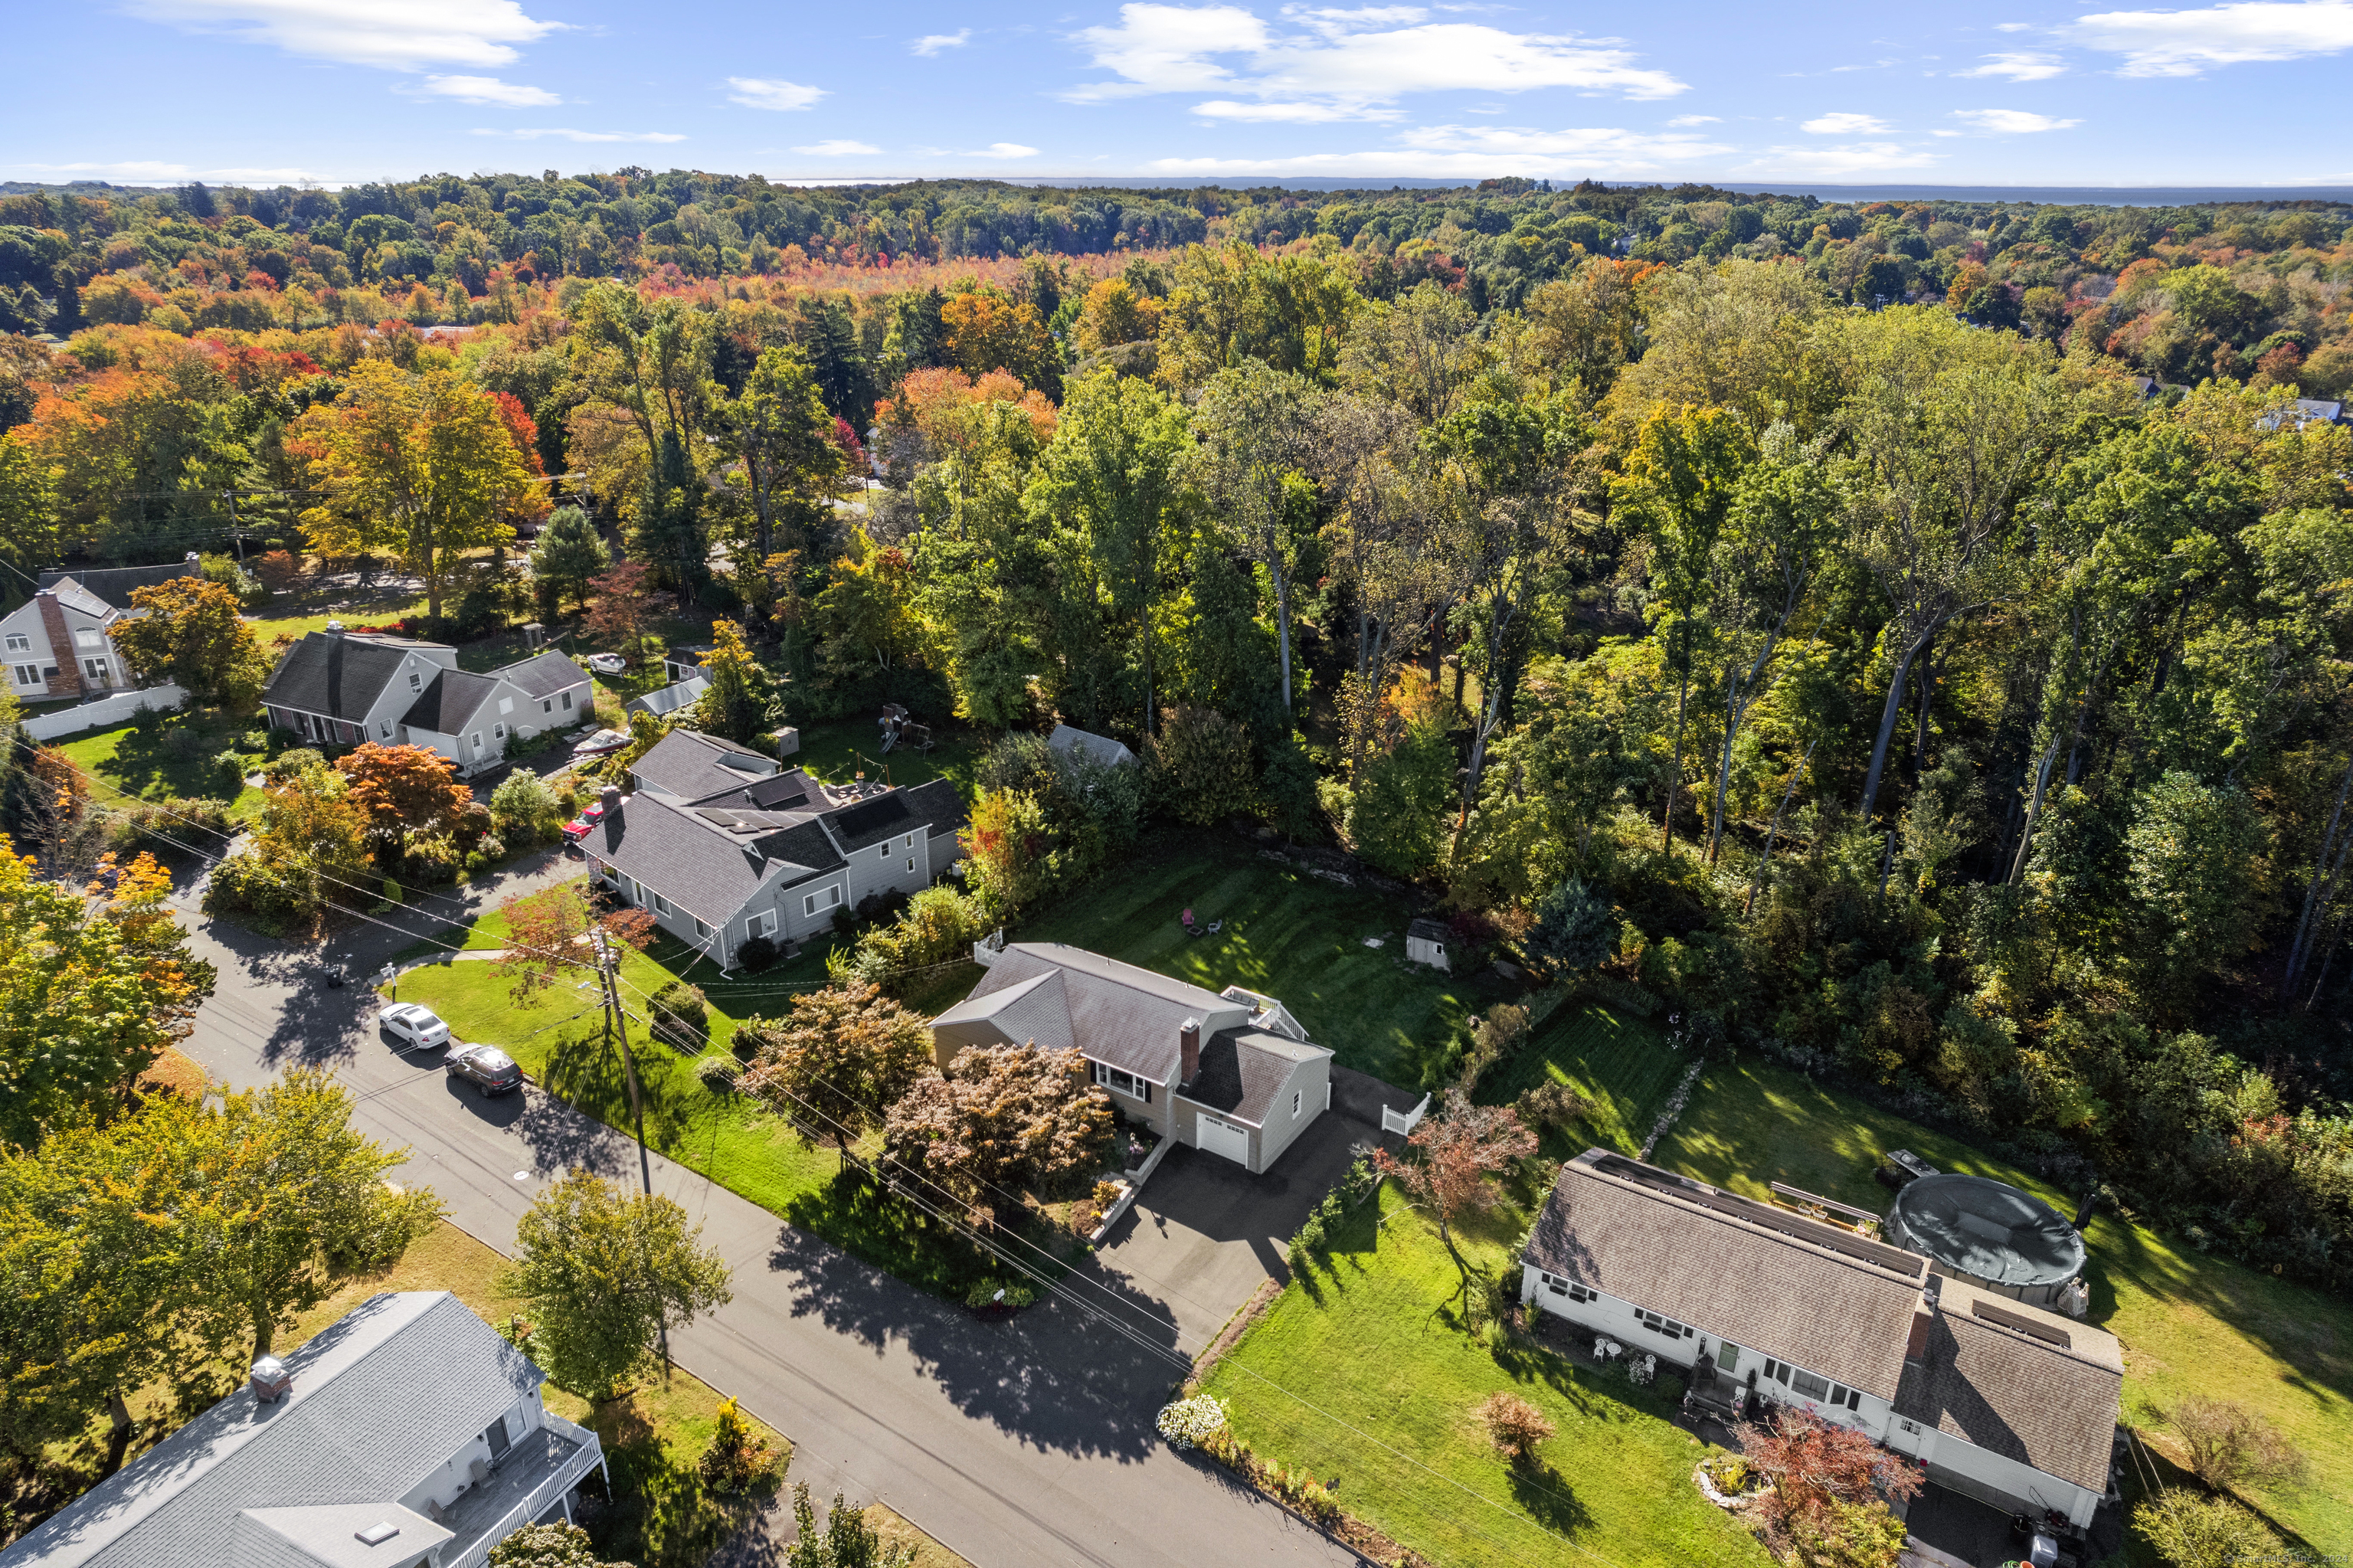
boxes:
[594,929,671,1369]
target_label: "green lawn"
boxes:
[1653,1060,2353,1561]
[54,711,267,821]
[1477,1000,1687,1157]
[1201,1180,1772,1568]
[789,715,983,801]
[1016,834,1505,1088]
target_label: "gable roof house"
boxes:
[579,728,968,971]
[260,627,590,776]
[1520,1151,2122,1531]
[0,558,203,705]
[932,943,1336,1175]
[0,1291,606,1568]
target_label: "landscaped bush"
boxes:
[693,1054,740,1092]
[108,796,234,856]
[398,832,463,885]
[260,748,323,786]
[649,981,710,1049]
[694,1396,781,1498]
[842,884,988,995]
[1514,1079,1599,1134]
[489,768,565,844]
[1155,1394,1229,1450]
[962,1278,1037,1309]
[201,850,316,930]
[735,934,777,972]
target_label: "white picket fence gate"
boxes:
[1383,1093,1431,1137]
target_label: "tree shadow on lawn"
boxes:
[534,1030,680,1178]
[765,1183,1178,1464]
[1506,1458,1596,1539]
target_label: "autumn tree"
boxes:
[941,288,1053,389]
[1191,362,1322,718]
[294,361,534,624]
[176,1069,446,1359]
[737,983,932,1156]
[882,1042,1111,1226]
[0,849,215,1147]
[105,577,268,705]
[2157,1396,2307,1491]
[499,1169,732,1399]
[1075,277,1161,354]
[1373,1090,1536,1249]
[203,758,376,928]
[717,345,841,564]
[1475,1391,1555,1464]
[688,619,785,746]
[1736,1408,1922,1539]
[581,560,675,669]
[336,743,471,840]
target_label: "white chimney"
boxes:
[250,1355,293,1403]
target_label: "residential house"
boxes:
[662,643,717,684]
[1046,723,1137,771]
[1,554,202,703]
[1520,1151,2122,1530]
[0,1291,607,1568]
[931,943,1334,1175]
[579,727,968,967]
[260,627,591,776]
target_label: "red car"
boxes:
[561,800,607,841]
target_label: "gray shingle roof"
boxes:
[934,971,1077,1055]
[5,1292,543,1568]
[43,581,116,620]
[1892,1278,2122,1493]
[899,777,970,844]
[951,944,1243,1082]
[1526,1153,1929,1402]
[1047,724,1136,770]
[1180,1027,1327,1126]
[496,650,591,700]
[398,668,500,736]
[261,633,427,722]
[630,728,779,804]
[590,789,847,925]
[625,676,708,719]
[38,560,200,611]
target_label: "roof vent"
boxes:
[355,1521,401,1547]
[250,1355,293,1403]
[325,620,345,636]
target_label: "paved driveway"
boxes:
[165,863,1356,1568]
[1095,1115,1380,1350]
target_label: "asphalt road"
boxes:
[169,853,1359,1568]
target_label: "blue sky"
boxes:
[5,0,2353,189]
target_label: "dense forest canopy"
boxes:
[4,169,2353,1301]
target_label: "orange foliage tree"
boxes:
[335,744,472,840]
[940,289,1053,385]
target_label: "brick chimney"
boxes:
[250,1355,292,1403]
[1180,1018,1201,1085]
[32,591,81,699]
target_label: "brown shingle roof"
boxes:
[1892,1278,2122,1492]
[950,944,1243,1082]
[1525,1152,1929,1401]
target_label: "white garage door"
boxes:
[1196,1113,1252,1168]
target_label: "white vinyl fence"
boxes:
[19,685,187,741]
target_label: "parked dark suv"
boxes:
[444,1043,524,1096]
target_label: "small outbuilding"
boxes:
[1048,723,1137,771]
[1406,917,1452,972]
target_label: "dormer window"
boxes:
[74,627,103,650]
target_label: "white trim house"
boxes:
[1522,1151,2122,1531]
[931,944,1336,1176]
[0,1291,607,1568]
[578,728,968,969]
[0,560,201,703]
[259,629,591,776]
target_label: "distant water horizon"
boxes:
[990,177,2353,206]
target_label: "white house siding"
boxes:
[1916,1423,2099,1529]
[400,1390,549,1516]
[1253,1055,1333,1173]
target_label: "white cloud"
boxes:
[975,141,1040,157]
[726,77,826,111]
[1802,111,1890,133]
[410,74,560,106]
[911,28,971,54]
[123,0,561,70]
[1955,50,2067,78]
[1738,141,1942,177]
[1148,122,1727,178]
[1666,113,1720,126]
[1995,20,2034,30]
[794,139,883,155]
[1951,107,2081,131]
[1193,97,1404,119]
[471,127,688,142]
[1065,2,1687,121]
[2066,0,2353,75]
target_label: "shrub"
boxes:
[109,796,234,856]
[1477,1391,1555,1462]
[963,1278,1037,1309]
[2132,1490,2286,1568]
[1514,1079,1598,1133]
[489,768,563,843]
[210,748,248,792]
[693,1054,741,1092]
[1147,704,1256,826]
[486,1521,623,1567]
[695,1396,781,1498]
[400,833,463,885]
[846,884,989,994]
[648,981,710,1048]
[260,748,324,785]
[240,728,269,751]
[735,934,778,972]
[2155,1396,2308,1490]
[201,850,315,928]
[1155,1395,1229,1450]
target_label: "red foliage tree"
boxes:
[1736,1407,1922,1533]
[581,561,675,669]
[1373,1089,1536,1246]
[335,744,471,839]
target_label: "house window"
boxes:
[1292,1090,1302,1118]
[906,858,915,872]
[905,833,915,848]
[1788,1368,1830,1402]
[1636,1309,1694,1340]
[410,672,423,690]
[1536,1272,1593,1302]
[802,884,843,918]
[4,633,28,653]
[11,665,36,687]
[1090,1062,1154,1103]
[693,917,711,938]
[746,910,777,939]
[74,627,103,649]
[542,698,554,714]
[380,721,392,738]
[561,690,574,710]
[1717,1344,1740,1373]
[651,892,673,916]
[82,657,110,682]
[493,722,507,739]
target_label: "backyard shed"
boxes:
[1048,723,1137,771]
[1406,917,1451,972]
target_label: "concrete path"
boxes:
[166,854,1358,1568]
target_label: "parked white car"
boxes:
[379,1003,452,1051]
